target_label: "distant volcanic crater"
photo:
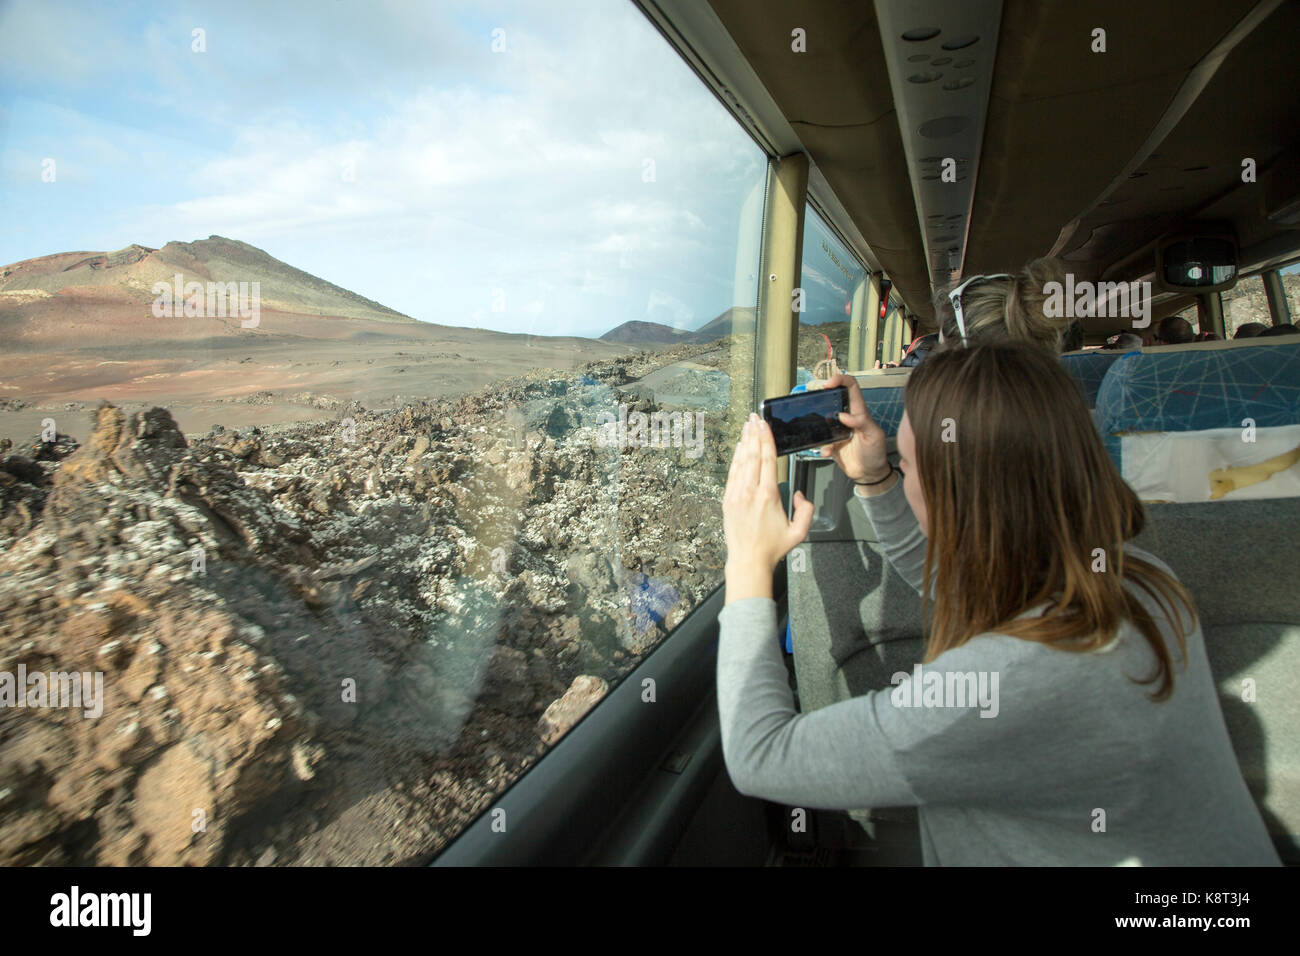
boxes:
[0,236,417,326]
[600,307,755,346]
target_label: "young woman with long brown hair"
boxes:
[718,341,1279,865]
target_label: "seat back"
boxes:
[1134,497,1300,861]
[1061,348,1132,407]
[785,453,926,833]
[1094,339,1300,501]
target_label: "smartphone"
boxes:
[759,386,852,456]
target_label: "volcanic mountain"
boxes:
[683,305,756,343]
[600,306,757,346]
[598,320,689,345]
[0,237,635,433]
[0,236,419,346]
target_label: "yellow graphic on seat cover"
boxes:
[1209,444,1300,500]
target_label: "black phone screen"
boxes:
[760,386,852,456]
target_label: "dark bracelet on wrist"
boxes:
[853,467,895,487]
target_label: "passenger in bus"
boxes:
[1156,314,1196,345]
[1234,322,1268,338]
[935,257,1071,352]
[716,342,1280,865]
[1260,323,1300,337]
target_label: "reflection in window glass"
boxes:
[1221,274,1270,337]
[0,0,763,865]
[796,208,866,383]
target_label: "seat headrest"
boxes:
[1096,340,1300,446]
[1061,349,1134,407]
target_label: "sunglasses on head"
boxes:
[946,273,1012,347]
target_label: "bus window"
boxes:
[1222,274,1270,337]
[795,206,867,384]
[1283,262,1300,325]
[0,0,764,866]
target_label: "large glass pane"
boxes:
[796,207,867,384]
[0,0,763,865]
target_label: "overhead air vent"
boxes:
[873,0,1004,293]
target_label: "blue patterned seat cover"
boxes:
[1093,341,1300,465]
[850,350,1130,436]
[850,351,1112,437]
[1062,349,1132,407]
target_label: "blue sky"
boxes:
[0,0,864,338]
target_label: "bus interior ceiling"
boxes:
[692,0,1300,332]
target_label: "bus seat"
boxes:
[786,457,926,843]
[788,537,927,710]
[1094,339,1300,502]
[1061,348,1132,408]
[1133,496,1300,862]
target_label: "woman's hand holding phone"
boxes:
[817,374,892,483]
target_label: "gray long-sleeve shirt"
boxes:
[716,480,1280,865]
